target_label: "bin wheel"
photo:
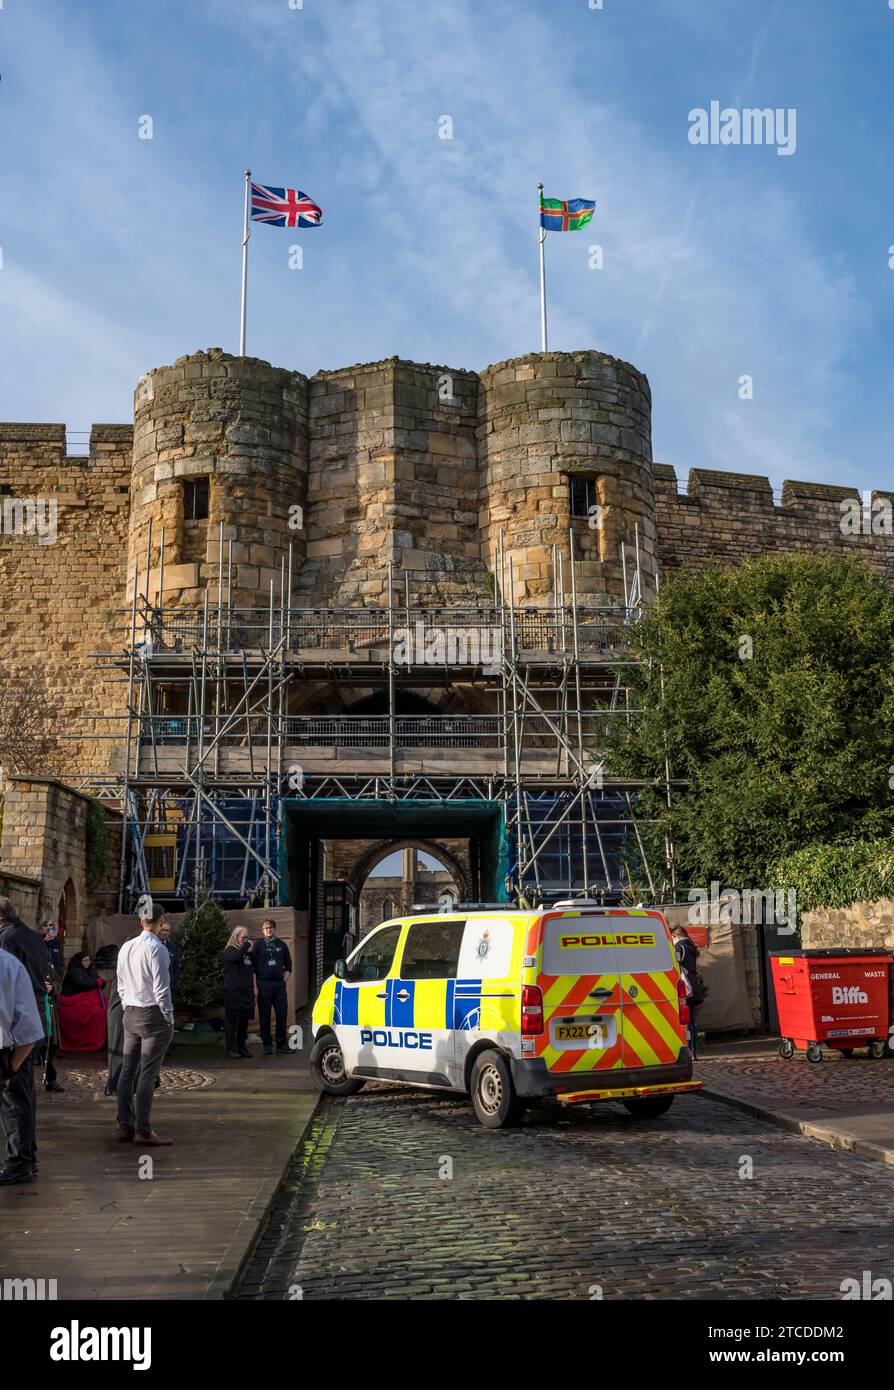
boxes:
[840,1049,854,1058]
[868,1040,887,1060]
[806,1043,823,1064]
[778,1039,794,1059]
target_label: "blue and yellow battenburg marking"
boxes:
[333,976,517,1038]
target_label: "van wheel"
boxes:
[470,1051,524,1129]
[622,1095,674,1119]
[309,1035,364,1096]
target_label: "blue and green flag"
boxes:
[539,195,596,231]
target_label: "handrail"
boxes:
[117,603,635,657]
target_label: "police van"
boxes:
[310,905,701,1128]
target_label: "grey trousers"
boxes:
[116,1005,173,1134]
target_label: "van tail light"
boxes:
[521,985,544,1036]
[676,975,690,1026]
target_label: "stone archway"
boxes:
[350,839,466,935]
[347,837,471,901]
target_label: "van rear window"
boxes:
[541,915,673,976]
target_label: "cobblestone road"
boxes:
[235,1083,894,1300]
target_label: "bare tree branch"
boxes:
[0,659,60,778]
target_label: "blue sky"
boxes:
[1,0,891,494]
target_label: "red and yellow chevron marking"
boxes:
[619,971,685,1067]
[534,971,625,1074]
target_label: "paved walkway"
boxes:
[699,1042,894,1166]
[0,1045,318,1300]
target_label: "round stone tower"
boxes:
[128,348,309,610]
[478,350,656,605]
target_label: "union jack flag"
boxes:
[250,182,323,228]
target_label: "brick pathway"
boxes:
[236,1083,894,1300]
[700,1051,894,1114]
[699,1052,894,1164]
[0,1050,317,1300]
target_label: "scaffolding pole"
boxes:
[94,577,671,910]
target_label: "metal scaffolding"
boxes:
[75,523,676,913]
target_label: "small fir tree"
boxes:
[175,894,231,1015]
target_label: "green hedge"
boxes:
[772,839,894,913]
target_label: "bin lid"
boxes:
[769,948,893,958]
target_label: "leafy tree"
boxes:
[613,554,894,894]
[175,894,231,1015]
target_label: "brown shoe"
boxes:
[133,1131,173,1147]
[116,1125,135,1142]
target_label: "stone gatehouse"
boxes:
[1,345,891,986]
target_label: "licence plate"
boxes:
[555,1023,591,1041]
[552,1017,614,1050]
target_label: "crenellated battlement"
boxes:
[654,463,894,582]
[654,462,893,507]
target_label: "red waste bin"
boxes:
[770,949,891,1063]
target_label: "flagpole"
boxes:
[537,181,548,352]
[239,169,251,356]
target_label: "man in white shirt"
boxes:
[0,947,46,1184]
[115,901,174,1146]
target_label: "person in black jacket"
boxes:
[223,927,255,1059]
[0,898,63,1094]
[40,920,63,975]
[253,919,292,1056]
[671,924,704,1059]
[158,922,181,993]
[61,953,104,996]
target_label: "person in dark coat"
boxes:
[57,952,107,1052]
[223,927,255,1059]
[0,898,63,1093]
[106,973,125,1096]
[253,919,292,1055]
[40,920,63,975]
[61,953,104,996]
[158,923,181,993]
[671,924,704,1058]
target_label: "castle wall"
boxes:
[0,424,132,777]
[0,777,120,950]
[655,466,894,583]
